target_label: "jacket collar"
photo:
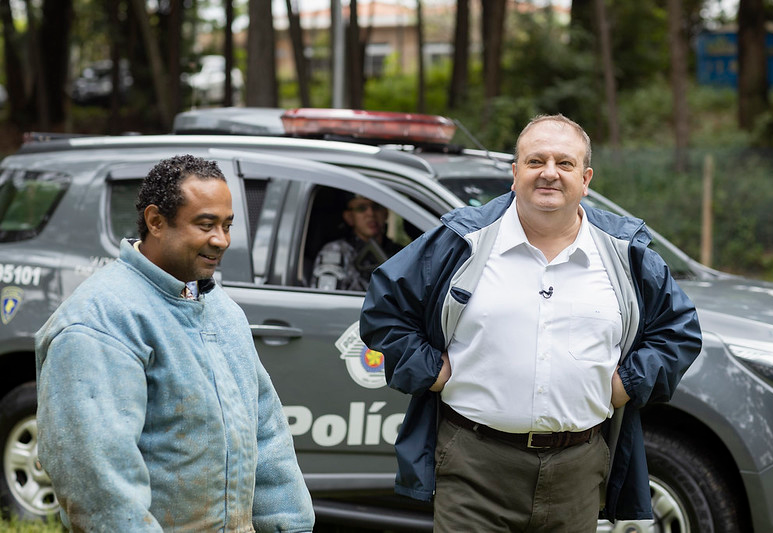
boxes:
[441,191,650,246]
[122,239,216,297]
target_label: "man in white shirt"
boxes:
[360,115,702,532]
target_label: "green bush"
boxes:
[0,515,63,533]
[591,147,773,279]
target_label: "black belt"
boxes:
[440,403,601,450]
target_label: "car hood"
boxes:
[682,278,773,347]
[683,278,773,325]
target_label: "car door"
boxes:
[216,151,439,493]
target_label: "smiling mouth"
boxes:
[200,253,220,263]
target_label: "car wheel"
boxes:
[643,428,747,533]
[0,382,58,520]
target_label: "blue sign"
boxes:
[696,32,773,88]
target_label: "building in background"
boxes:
[270,0,569,80]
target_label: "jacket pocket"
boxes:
[449,287,471,304]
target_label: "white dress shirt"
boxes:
[442,201,623,433]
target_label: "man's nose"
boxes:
[210,227,230,249]
[542,160,559,178]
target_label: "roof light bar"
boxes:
[280,108,457,145]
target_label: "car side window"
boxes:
[302,185,416,292]
[244,179,268,246]
[109,179,142,242]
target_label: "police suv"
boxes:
[1,108,772,532]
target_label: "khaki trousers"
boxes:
[433,417,609,533]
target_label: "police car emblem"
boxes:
[1,286,24,325]
[335,321,386,389]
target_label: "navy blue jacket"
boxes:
[360,192,702,520]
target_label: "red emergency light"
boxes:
[280,108,457,145]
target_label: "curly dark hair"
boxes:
[136,155,225,240]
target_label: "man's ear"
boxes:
[144,205,166,237]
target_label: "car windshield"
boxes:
[440,177,513,207]
[438,177,699,281]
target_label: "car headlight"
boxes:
[727,341,773,386]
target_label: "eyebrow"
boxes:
[525,151,577,163]
[193,213,235,223]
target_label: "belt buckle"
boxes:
[526,431,552,449]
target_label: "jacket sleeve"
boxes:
[36,326,162,532]
[252,360,315,533]
[618,246,702,408]
[360,228,450,395]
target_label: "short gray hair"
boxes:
[514,114,592,170]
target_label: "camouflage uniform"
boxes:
[312,235,402,291]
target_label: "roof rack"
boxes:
[22,132,99,144]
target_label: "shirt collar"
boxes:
[498,202,592,267]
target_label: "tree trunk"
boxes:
[224,0,234,107]
[246,0,277,107]
[448,0,469,109]
[129,0,172,128]
[594,0,620,148]
[570,0,603,138]
[331,0,345,107]
[347,0,362,109]
[481,0,506,100]
[25,0,49,129]
[0,0,29,126]
[668,0,689,172]
[737,0,768,131]
[417,0,425,113]
[570,0,594,35]
[286,0,311,107]
[168,0,183,112]
[107,0,123,132]
[40,0,73,126]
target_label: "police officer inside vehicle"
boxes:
[312,193,402,291]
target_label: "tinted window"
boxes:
[301,185,416,290]
[439,177,511,206]
[0,168,71,242]
[244,179,268,244]
[109,180,141,241]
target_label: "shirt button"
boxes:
[538,387,545,394]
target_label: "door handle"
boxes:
[250,324,303,346]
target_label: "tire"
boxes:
[643,428,748,533]
[0,382,59,520]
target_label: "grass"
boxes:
[0,516,63,533]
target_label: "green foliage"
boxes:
[362,55,453,115]
[591,146,773,279]
[609,1,670,90]
[446,91,535,153]
[500,8,601,132]
[749,105,773,147]
[0,515,63,532]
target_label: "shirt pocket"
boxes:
[568,302,623,362]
